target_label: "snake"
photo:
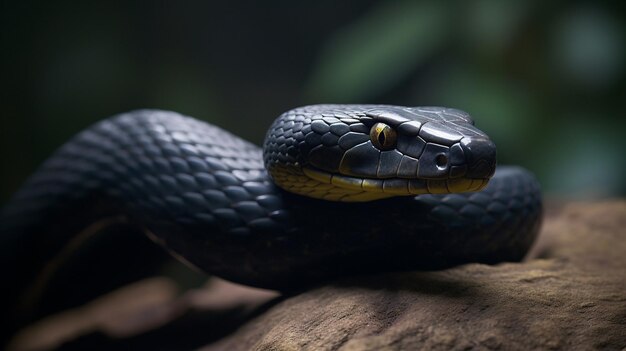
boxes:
[0,105,542,340]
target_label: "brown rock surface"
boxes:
[9,201,626,350]
[202,201,626,351]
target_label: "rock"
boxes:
[201,201,626,351]
[8,201,626,350]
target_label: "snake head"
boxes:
[264,105,496,202]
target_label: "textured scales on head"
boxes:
[263,105,497,202]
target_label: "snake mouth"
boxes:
[302,167,489,196]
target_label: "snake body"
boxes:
[0,105,542,336]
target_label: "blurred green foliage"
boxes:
[1,1,625,202]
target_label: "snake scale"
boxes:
[0,105,542,339]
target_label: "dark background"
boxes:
[2,0,625,203]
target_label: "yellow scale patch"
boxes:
[269,165,393,201]
[269,164,487,202]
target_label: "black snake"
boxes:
[0,105,542,340]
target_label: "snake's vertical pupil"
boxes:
[378,132,386,145]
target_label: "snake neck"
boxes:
[268,163,395,202]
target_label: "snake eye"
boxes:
[370,123,397,150]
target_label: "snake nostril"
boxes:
[435,154,448,168]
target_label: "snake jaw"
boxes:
[293,166,487,202]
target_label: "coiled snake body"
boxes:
[0,105,542,337]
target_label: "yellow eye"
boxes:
[370,123,397,150]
